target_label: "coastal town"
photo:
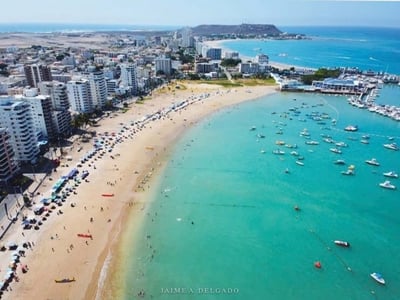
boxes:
[0,23,400,299]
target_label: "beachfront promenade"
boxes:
[0,83,277,299]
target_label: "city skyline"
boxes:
[1,0,399,28]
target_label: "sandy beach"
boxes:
[0,81,277,299]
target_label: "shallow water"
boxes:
[122,90,400,299]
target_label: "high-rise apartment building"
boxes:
[87,71,108,110]
[0,98,39,163]
[24,64,53,88]
[120,64,138,96]
[66,79,93,113]
[0,128,19,183]
[155,57,172,76]
[38,81,72,138]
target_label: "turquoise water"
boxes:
[223,26,400,74]
[123,91,400,299]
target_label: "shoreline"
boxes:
[2,82,277,299]
[203,39,316,71]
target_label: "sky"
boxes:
[0,0,399,28]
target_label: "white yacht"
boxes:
[365,158,380,166]
[383,142,399,151]
[370,272,385,285]
[330,148,342,154]
[383,171,398,178]
[272,149,285,155]
[379,180,396,190]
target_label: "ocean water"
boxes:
[119,27,400,299]
[122,91,400,300]
[222,26,400,75]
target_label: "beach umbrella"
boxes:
[21,219,30,226]
[6,242,17,249]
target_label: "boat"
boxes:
[249,126,256,131]
[344,125,358,132]
[305,140,319,145]
[334,159,346,165]
[370,272,385,285]
[383,171,398,178]
[295,160,304,166]
[360,139,369,144]
[55,277,76,283]
[334,240,350,247]
[379,180,396,190]
[330,148,342,154]
[365,158,380,166]
[341,169,354,176]
[101,193,115,197]
[383,142,399,151]
[272,149,285,155]
[335,142,348,147]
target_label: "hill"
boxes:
[190,23,282,36]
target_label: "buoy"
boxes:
[314,261,322,269]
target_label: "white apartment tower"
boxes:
[87,71,108,110]
[181,27,193,48]
[0,128,19,183]
[120,64,138,96]
[67,79,93,113]
[21,93,54,141]
[155,57,172,76]
[0,98,39,163]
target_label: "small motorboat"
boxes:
[365,158,380,166]
[295,160,304,166]
[330,148,342,154]
[383,171,398,178]
[272,149,285,155]
[334,240,350,247]
[334,159,346,165]
[383,142,398,151]
[341,170,354,176]
[370,272,385,285]
[379,180,396,190]
[344,125,358,132]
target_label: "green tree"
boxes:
[301,68,341,85]
[220,58,242,67]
